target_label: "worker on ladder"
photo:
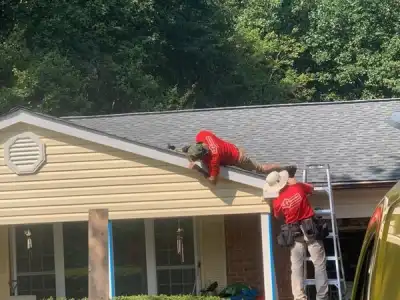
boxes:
[183,129,295,185]
[264,169,329,300]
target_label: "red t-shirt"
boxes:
[195,130,240,177]
[273,183,315,224]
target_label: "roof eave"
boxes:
[331,180,398,189]
[0,108,268,190]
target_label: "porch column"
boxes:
[53,223,66,298]
[88,209,109,300]
[144,219,158,295]
[260,213,278,300]
[108,221,116,298]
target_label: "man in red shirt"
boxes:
[183,130,290,185]
[264,170,328,300]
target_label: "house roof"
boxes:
[0,107,266,190]
[63,99,400,184]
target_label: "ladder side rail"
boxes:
[302,164,347,300]
[326,167,346,295]
[326,168,344,298]
[335,213,347,294]
[302,168,309,291]
[302,168,307,183]
[334,218,347,296]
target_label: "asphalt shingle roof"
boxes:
[64,99,400,183]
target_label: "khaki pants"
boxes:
[291,235,329,300]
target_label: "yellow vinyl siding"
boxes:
[197,215,227,292]
[0,124,267,224]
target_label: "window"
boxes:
[113,220,147,295]
[154,218,196,295]
[12,217,197,297]
[63,220,148,298]
[63,222,88,299]
[15,224,56,299]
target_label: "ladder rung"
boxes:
[304,278,345,286]
[314,186,329,192]
[306,255,340,261]
[305,164,330,169]
[315,209,332,216]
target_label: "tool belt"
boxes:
[277,223,302,247]
[277,217,329,247]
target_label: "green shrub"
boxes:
[44,296,221,300]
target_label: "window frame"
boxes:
[10,224,59,298]
[9,217,200,297]
[153,217,197,295]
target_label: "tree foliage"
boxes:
[1,0,399,115]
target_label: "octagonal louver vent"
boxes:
[4,132,46,175]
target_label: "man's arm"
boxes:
[207,155,221,185]
[301,182,314,195]
[188,158,220,185]
[265,196,280,219]
[188,162,209,178]
[188,162,218,185]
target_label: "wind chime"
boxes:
[176,219,185,263]
[24,228,33,262]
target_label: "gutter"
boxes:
[330,180,398,190]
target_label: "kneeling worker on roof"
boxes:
[264,169,329,300]
[183,129,292,185]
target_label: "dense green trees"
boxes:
[1,0,399,115]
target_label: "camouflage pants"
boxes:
[233,148,266,173]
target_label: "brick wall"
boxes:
[224,214,292,300]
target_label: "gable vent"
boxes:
[4,132,46,175]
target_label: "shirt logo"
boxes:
[281,193,302,210]
[205,136,218,154]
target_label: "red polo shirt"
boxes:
[273,183,315,224]
[195,130,240,177]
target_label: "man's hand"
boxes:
[182,145,190,153]
[189,162,210,178]
[207,176,217,185]
[265,198,273,206]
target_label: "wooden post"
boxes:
[88,209,109,300]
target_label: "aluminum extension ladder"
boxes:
[302,164,346,300]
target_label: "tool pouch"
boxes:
[314,217,329,240]
[300,217,329,241]
[300,218,318,241]
[277,223,302,247]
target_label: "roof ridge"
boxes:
[62,97,400,119]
